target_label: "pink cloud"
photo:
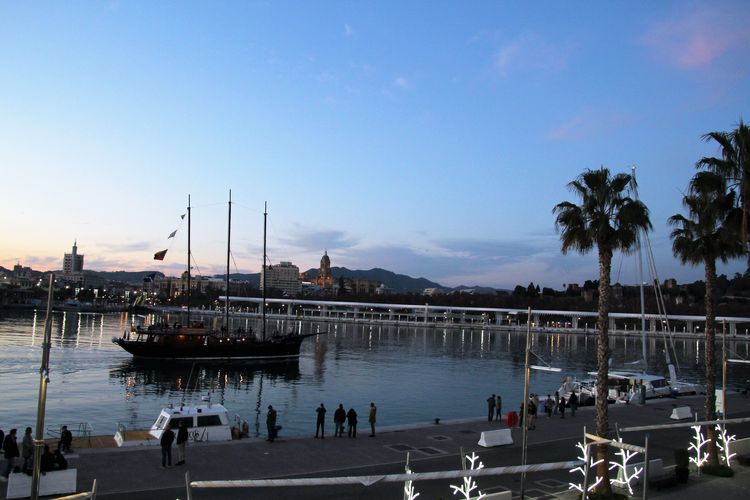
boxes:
[642,9,746,69]
[494,35,570,76]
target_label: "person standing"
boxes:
[58,425,73,453]
[175,420,188,466]
[553,391,560,415]
[346,407,358,438]
[495,394,502,422]
[486,394,496,421]
[160,424,175,468]
[333,404,346,437]
[569,392,578,417]
[368,402,377,437]
[315,403,327,438]
[544,395,554,417]
[266,405,277,442]
[559,396,567,419]
[2,429,20,481]
[22,427,33,472]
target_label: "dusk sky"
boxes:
[1,1,749,290]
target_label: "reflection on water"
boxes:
[1,309,750,437]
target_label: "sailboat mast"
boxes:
[262,202,267,341]
[187,194,192,324]
[225,190,232,333]
[631,167,647,369]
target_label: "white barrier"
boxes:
[670,406,693,420]
[477,429,513,447]
[6,469,77,499]
[729,437,750,456]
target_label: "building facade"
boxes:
[261,261,302,296]
[63,240,84,273]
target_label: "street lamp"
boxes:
[521,307,562,500]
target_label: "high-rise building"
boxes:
[261,261,301,296]
[63,240,84,273]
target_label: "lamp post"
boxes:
[520,307,561,500]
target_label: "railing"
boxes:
[46,422,95,448]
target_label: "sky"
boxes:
[1,1,749,290]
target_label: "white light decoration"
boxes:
[403,462,420,500]
[449,452,486,499]
[569,441,604,495]
[688,425,711,468]
[715,424,736,467]
[608,438,642,495]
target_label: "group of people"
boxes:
[158,420,190,468]
[1,426,71,481]
[265,402,377,442]
[314,402,376,439]
[519,391,580,430]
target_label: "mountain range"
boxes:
[1,265,500,294]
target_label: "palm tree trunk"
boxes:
[594,246,612,494]
[704,258,719,466]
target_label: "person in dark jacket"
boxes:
[175,420,189,466]
[315,403,327,439]
[40,445,55,472]
[266,405,277,442]
[333,404,346,437]
[2,428,20,480]
[160,424,175,468]
[368,402,377,437]
[58,425,73,453]
[53,449,67,470]
[559,396,567,419]
[346,408,358,438]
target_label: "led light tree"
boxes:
[608,439,642,495]
[570,441,603,496]
[715,424,737,467]
[689,425,711,468]
[449,452,485,500]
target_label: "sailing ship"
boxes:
[113,194,318,360]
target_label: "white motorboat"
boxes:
[114,402,234,447]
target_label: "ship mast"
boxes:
[262,202,267,341]
[225,190,232,333]
[631,167,648,370]
[187,194,191,323]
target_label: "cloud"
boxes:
[344,24,354,37]
[641,9,747,69]
[493,35,570,76]
[93,241,153,253]
[547,110,630,141]
[278,227,358,253]
[392,76,411,90]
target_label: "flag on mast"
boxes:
[168,230,177,239]
[154,249,168,261]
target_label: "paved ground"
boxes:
[3,393,750,499]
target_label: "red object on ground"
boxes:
[506,411,518,427]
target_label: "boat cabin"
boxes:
[149,403,232,442]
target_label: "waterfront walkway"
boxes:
[3,394,750,499]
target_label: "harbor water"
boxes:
[1,309,749,438]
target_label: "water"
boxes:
[1,309,749,438]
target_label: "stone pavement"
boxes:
[2,393,750,499]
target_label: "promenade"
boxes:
[0,394,750,499]
[3,393,750,499]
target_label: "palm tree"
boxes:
[697,120,750,256]
[669,171,743,467]
[554,167,651,494]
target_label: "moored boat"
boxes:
[114,402,234,447]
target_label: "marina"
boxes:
[2,309,750,440]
